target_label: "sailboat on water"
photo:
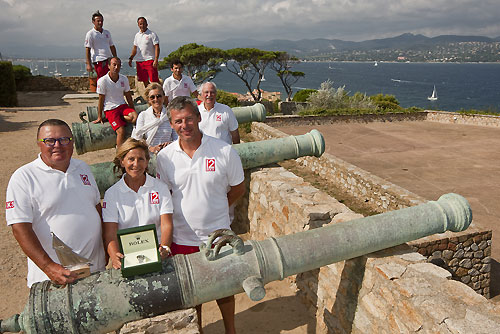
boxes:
[428,85,438,101]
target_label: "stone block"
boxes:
[459,259,472,269]
[119,308,199,334]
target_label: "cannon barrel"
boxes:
[90,129,325,197]
[0,193,472,334]
[74,104,267,155]
[80,103,266,124]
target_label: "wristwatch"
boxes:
[160,245,171,254]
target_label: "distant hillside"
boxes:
[4,33,500,62]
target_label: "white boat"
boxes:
[53,63,62,77]
[220,63,226,67]
[374,61,378,67]
[260,74,266,82]
[428,85,438,101]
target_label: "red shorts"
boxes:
[94,60,110,79]
[170,242,200,256]
[104,104,135,131]
[136,60,159,83]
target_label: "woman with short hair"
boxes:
[131,83,177,154]
[102,138,173,268]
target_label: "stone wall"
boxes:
[250,122,492,297]
[265,110,500,128]
[17,75,136,92]
[426,110,500,127]
[244,165,500,333]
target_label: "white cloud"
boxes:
[1,0,500,57]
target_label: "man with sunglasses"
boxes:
[6,119,106,287]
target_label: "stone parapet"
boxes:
[244,164,500,333]
[426,110,500,127]
[250,121,491,297]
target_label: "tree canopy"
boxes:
[159,43,225,85]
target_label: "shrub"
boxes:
[0,61,17,107]
[370,94,402,111]
[292,89,316,102]
[304,80,375,111]
[217,90,240,107]
[12,65,32,82]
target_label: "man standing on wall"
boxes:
[156,96,245,333]
[85,10,117,79]
[128,17,160,88]
[94,57,138,148]
[162,60,198,105]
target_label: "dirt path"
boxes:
[0,92,313,333]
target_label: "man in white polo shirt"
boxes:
[198,81,240,145]
[156,96,245,334]
[162,60,198,105]
[94,57,138,148]
[128,17,160,88]
[84,10,117,79]
[6,119,106,287]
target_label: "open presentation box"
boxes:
[117,224,162,278]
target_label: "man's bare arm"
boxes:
[110,45,117,58]
[153,44,160,68]
[11,223,76,285]
[227,181,245,207]
[93,94,106,124]
[85,47,93,73]
[129,46,137,67]
[230,129,240,144]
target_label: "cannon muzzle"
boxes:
[73,104,266,155]
[0,193,472,334]
[90,130,325,197]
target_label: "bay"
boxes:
[13,60,500,112]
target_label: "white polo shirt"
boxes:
[156,134,244,246]
[102,174,173,238]
[84,28,114,62]
[6,156,106,287]
[131,106,178,146]
[198,102,239,144]
[133,29,159,62]
[162,74,197,101]
[97,73,130,111]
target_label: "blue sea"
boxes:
[13,60,500,112]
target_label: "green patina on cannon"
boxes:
[0,193,472,333]
[89,130,325,197]
[80,103,266,124]
[73,103,267,155]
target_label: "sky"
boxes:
[2,0,500,58]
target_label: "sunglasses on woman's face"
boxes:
[149,94,163,100]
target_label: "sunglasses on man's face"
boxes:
[149,94,163,100]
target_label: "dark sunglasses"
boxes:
[149,94,163,100]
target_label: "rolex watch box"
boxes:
[117,224,162,278]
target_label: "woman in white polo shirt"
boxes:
[102,138,173,269]
[131,83,177,154]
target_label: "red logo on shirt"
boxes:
[6,201,14,209]
[121,81,125,87]
[156,173,161,179]
[206,159,216,172]
[150,192,159,204]
[102,202,106,209]
[184,83,188,88]
[106,34,109,38]
[80,174,91,186]
[216,114,222,121]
